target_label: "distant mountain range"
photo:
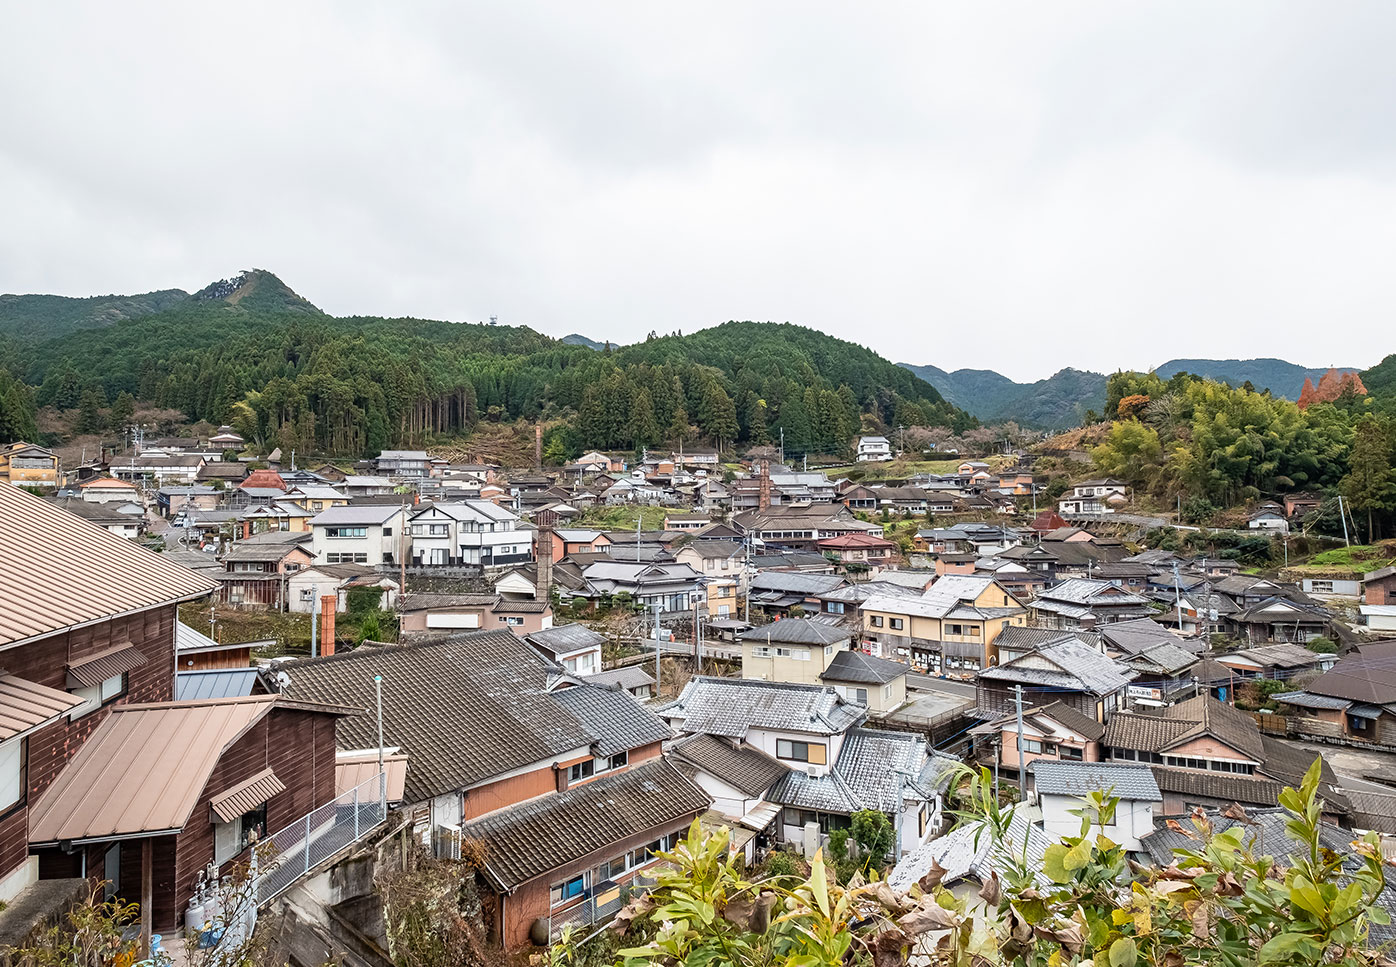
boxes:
[0,269,320,340]
[899,357,1358,429]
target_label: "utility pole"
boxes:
[1172,561,1183,633]
[1338,495,1351,548]
[310,584,319,658]
[654,604,662,697]
[375,674,386,807]
[1013,685,1026,797]
[779,427,784,466]
[210,597,216,642]
[743,535,751,623]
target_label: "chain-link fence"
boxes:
[257,773,386,904]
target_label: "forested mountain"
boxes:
[902,357,1358,428]
[13,287,965,458]
[898,363,1108,430]
[0,269,319,343]
[0,288,190,340]
[560,333,610,350]
[1150,358,1355,401]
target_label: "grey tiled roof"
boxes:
[1125,642,1200,675]
[1104,695,1266,763]
[749,571,847,596]
[279,631,660,804]
[978,638,1135,695]
[550,685,672,757]
[461,758,710,890]
[527,623,608,656]
[1138,806,1396,941]
[583,666,656,691]
[889,807,1049,892]
[664,677,867,738]
[819,650,910,686]
[1099,617,1204,656]
[994,626,1101,652]
[1032,761,1161,801]
[745,620,851,646]
[768,729,958,814]
[670,734,789,796]
[1149,767,1286,807]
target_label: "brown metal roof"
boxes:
[0,485,219,649]
[210,768,286,823]
[335,752,408,802]
[29,695,280,844]
[0,674,86,741]
[66,644,149,688]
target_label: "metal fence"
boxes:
[548,874,659,941]
[257,773,387,904]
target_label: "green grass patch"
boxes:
[575,505,675,531]
[1307,544,1396,569]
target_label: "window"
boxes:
[324,526,367,539]
[383,526,393,537]
[852,687,868,704]
[103,844,120,901]
[1018,738,1043,754]
[326,552,369,564]
[871,615,884,628]
[299,589,314,602]
[826,602,845,615]
[1311,580,1333,594]
[214,802,267,866]
[882,683,893,701]
[606,751,628,772]
[1060,745,1084,761]
[889,618,904,631]
[550,874,588,907]
[503,616,524,627]
[0,738,23,814]
[777,739,810,762]
[569,759,595,782]
[71,673,126,718]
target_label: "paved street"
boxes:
[908,673,977,699]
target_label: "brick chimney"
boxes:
[537,526,553,601]
[758,460,772,512]
[535,424,543,470]
[320,595,337,655]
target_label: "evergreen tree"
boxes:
[75,385,106,435]
[1340,415,1396,541]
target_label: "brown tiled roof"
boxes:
[0,485,218,648]
[1150,767,1287,807]
[210,768,286,823]
[66,644,149,689]
[671,734,789,796]
[1103,695,1266,763]
[462,758,710,889]
[1036,701,1107,741]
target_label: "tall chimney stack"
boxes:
[320,595,337,655]
[535,425,543,470]
[758,460,772,512]
[537,526,554,601]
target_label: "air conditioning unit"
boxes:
[434,823,463,861]
[807,767,818,778]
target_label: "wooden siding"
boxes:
[1,605,177,886]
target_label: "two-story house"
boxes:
[673,540,746,619]
[218,535,315,607]
[0,442,59,489]
[741,620,852,685]
[975,636,1135,723]
[409,500,532,569]
[398,592,553,637]
[310,504,409,567]
[859,575,1027,675]
[374,449,432,478]
[661,678,956,857]
[856,436,892,462]
[1029,578,1155,630]
[280,631,709,949]
[1,486,351,950]
[1057,478,1130,515]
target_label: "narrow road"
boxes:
[907,673,977,698]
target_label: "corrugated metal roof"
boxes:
[0,674,86,741]
[66,644,149,688]
[176,669,262,701]
[210,768,286,823]
[0,485,218,649]
[336,752,408,802]
[29,695,281,843]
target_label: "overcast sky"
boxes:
[3,3,1394,381]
